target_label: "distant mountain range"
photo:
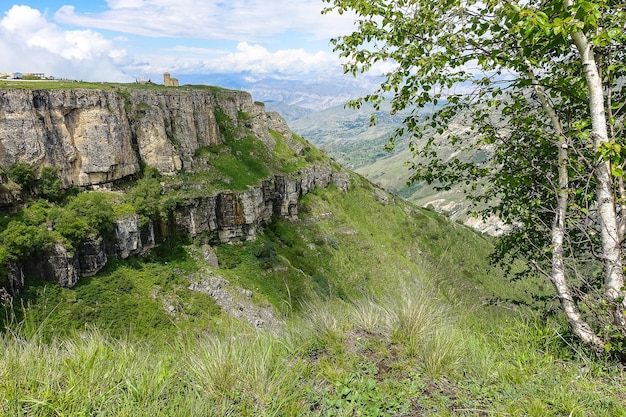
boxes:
[181,73,373,116]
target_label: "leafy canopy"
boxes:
[8,162,36,190]
[323,0,626,351]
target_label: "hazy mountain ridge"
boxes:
[182,73,373,116]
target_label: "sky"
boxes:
[0,1,369,86]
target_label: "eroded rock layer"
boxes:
[0,86,350,293]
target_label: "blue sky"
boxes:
[0,1,369,85]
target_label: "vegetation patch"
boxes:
[2,173,626,415]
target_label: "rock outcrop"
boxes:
[169,164,349,244]
[77,238,108,276]
[188,274,283,333]
[0,85,351,294]
[18,243,81,288]
[4,162,348,293]
[114,215,156,259]
[0,87,271,186]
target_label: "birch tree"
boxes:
[323,0,626,352]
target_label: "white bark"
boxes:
[529,66,605,349]
[566,2,626,329]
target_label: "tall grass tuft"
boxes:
[185,330,305,416]
[350,297,386,334]
[300,300,349,356]
[416,325,464,378]
[382,284,464,377]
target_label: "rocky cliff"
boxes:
[0,86,278,187]
[0,85,350,294]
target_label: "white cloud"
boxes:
[55,0,356,41]
[168,46,226,55]
[0,3,365,86]
[212,42,341,75]
[0,5,132,81]
[127,41,345,80]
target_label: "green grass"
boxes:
[161,127,324,204]
[270,129,308,173]
[210,134,270,187]
[1,95,625,414]
[0,80,239,93]
[161,132,272,197]
[3,291,625,416]
[6,173,619,416]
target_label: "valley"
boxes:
[287,102,506,234]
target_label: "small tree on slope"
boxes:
[323,0,626,353]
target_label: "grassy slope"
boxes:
[289,104,476,216]
[0,84,625,415]
[2,175,624,416]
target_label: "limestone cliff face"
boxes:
[0,85,351,293]
[4,164,349,293]
[0,89,137,186]
[0,87,270,186]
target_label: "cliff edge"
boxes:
[0,86,280,186]
[0,84,349,294]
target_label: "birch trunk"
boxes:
[564,0,626,333]
[566,0,626,330]
[529,66,605,348]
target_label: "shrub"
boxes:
[38,166,62,201]
[214,244,243,269]
[251,241,278,269]
[127,178,163,226]
[8,162,36,191]
[21,201,50,226]
[52,209,91,248]
[0,221,51,261]
[66,192,115,236]
[142,165,162,179]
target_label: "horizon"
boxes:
[0,1,395,92]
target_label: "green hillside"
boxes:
[2,176,625,415]
[290,105,492,229]
[1,85,625,415]
[289,103,412,170]
[288,104,456,202]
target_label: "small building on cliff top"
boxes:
[164,72,179,87]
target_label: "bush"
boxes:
[52,209,91,248]
[38,166,62,201]
[0,221,51,261]
[66,192,115,236]
[250,240,278,269]
[127,178,163,226]
[142,165,162,179]
[21,201,50,226]
[215,244,243,269]
[8,162,36,190]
